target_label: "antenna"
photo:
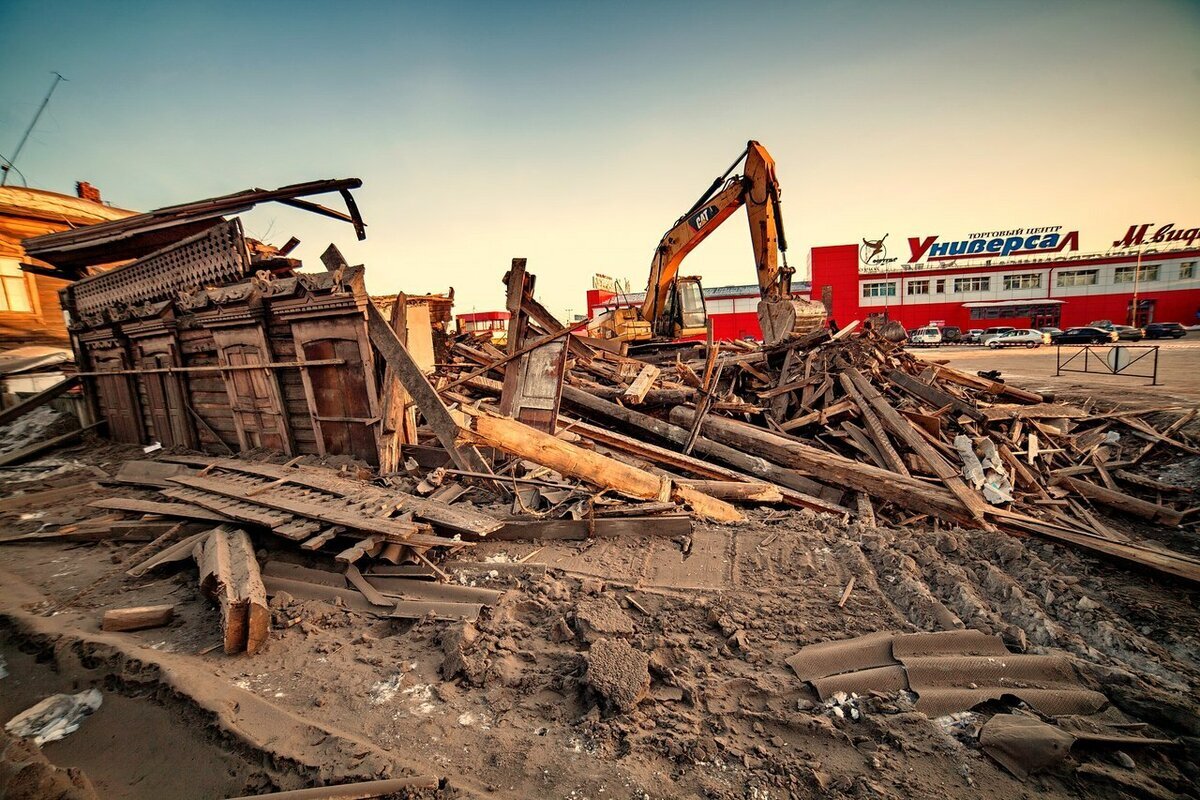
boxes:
[2,72,68,187]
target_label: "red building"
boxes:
[812,235,1200,331]
[585,283,812,341]
[456,310,510,344]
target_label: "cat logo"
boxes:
[689,205,719,231]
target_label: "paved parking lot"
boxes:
[908,334,1200,404]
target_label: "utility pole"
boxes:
[1130,246,1142,326]
[2,72,67,186]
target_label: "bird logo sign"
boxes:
[860,235,897,267]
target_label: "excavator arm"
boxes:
[640,141,806,341]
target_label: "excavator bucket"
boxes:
[758,297,827,345]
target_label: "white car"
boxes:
[908,326,943,346]
[987,328,1045,348]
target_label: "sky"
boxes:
[1,0,1198,320]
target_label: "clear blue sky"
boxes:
[2,0,1198,319]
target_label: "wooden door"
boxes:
[302,337,378,464]
[92,350,144,444]
[135,341,196,449]
[224,344,290,452]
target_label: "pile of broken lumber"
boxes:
[428,266,1199,585]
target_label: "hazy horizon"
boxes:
[2,0,1198,320]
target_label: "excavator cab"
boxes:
[658,276,708,339]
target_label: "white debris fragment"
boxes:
[5,688,103,745]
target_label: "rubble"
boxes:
[0,179,1197,798]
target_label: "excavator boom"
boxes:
[639,141,818,342]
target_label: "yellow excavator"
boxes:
[590,140,826,345]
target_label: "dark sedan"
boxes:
[1112,325,1144,341]
[1144,322,1187,339]
[1056,326,1116,345]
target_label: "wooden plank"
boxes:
[838,372,910,476]
[488,516,693,540]
[844,368,991,526]
[192,526,269,655]
[101,604,175,632]
[365,302,495,477]
[1054,476,1184,526]
[622,364,661,404]
[0,421,103,467]
[88,497,233,523]
[667,406,972,524]
[0,376,79,427]
[0,482,102,511]
[167,475,459,548]
[126,530,212,578]
[159,457,503,537]
[674,480,783,503]
[454,407,743,524]
[560,389,847,513]
[884,369,985,423]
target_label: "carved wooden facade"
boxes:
[65,222,385,466]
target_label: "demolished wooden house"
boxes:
[9,184,1200,659]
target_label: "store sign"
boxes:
[592,273,617,293]
[907,226,1080,263]
[859,235,898,267]
[1113,222,1200,248]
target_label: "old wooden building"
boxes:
[0,183,133,347]
[21,179,400,466]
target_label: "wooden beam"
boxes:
[0,375,78,427]
[668,406,973,524]
[192,526,269,655]
[454,407,743,524]
[101,604,175,632]
[0,421,103,467]
[1054,476,1184,526]
[560,387,846,511]
[88,497,233,523]
[621,364,661,404]
[365,302,495,478]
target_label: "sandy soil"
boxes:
[0,406,1198,799]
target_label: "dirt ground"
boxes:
[1,383,1198,799]
[915,335,1200,403]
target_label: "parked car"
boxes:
[1111,324,1144,341]
[1088,319,1115,330]
[987,328,1044,348]
[908,326,943,346]
[939,325,963,344]
[1144,322,1187,339]
[980,326,1016,345]
[1039,326,1064,343]
[965,328,986,344]
[1056,326,1117,345]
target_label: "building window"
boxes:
[1056,269,1098,287]
[953,276,990,292]
[1180,261,1195,279]
[732,297,757,313]
[1002,273,1042,290]
[1114,264,1159,283]
[935,279,945,293]
[907,280,930,295]
[862,281,896,298]
[0,259,33,313]
[707,298,735,314]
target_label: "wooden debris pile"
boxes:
[429,267,1199,585]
